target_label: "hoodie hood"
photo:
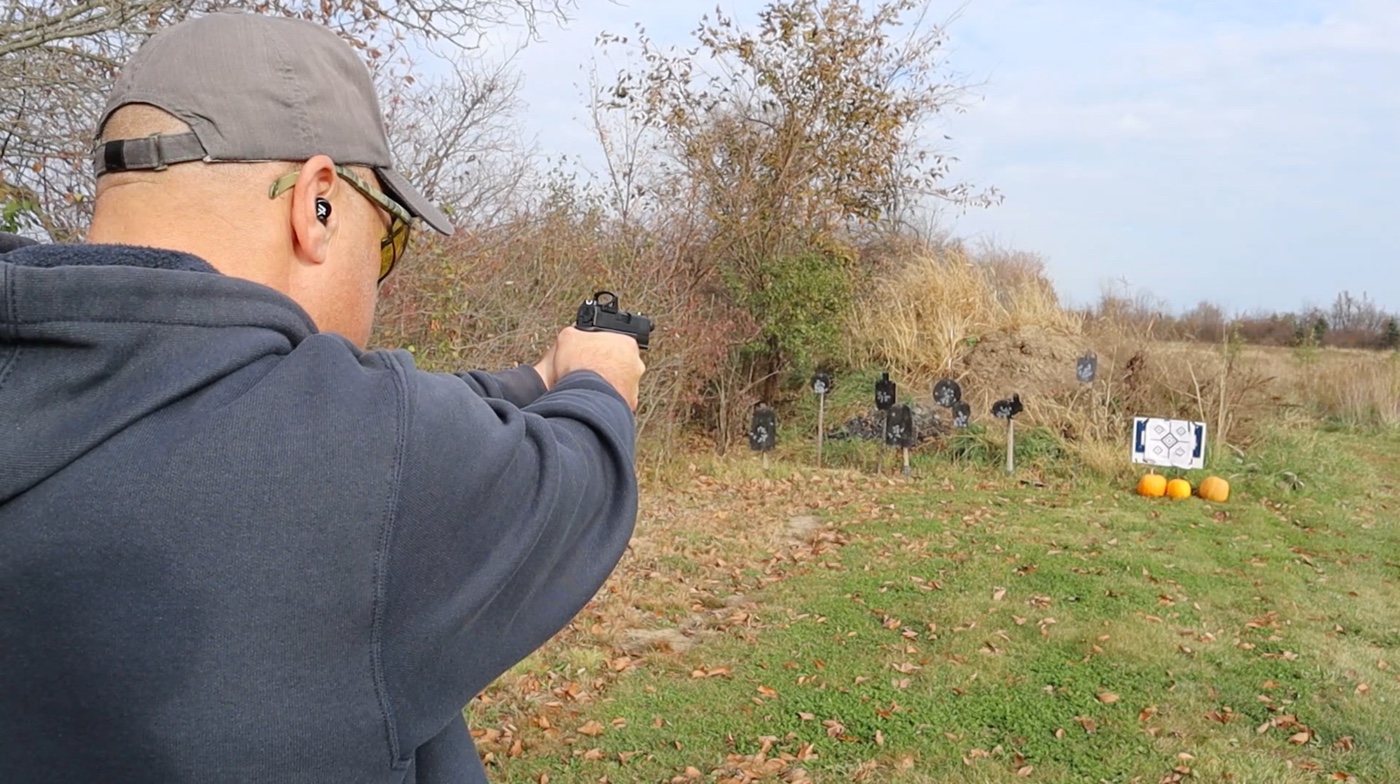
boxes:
[0,243,318,501]
[0,233,38,253]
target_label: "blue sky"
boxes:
[470,0,1400,315]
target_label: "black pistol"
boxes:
[575,291,653,350]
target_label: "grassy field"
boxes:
[465,419,1400,784]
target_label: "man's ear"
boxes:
[288,155,338,266]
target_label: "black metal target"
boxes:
[951,401,972,429]
[933,378,962,408]
[749,405,777,452]
[885,403,916,447]
[1076,351,1098,384]
[991,393,1024,420]
[875,372,896,411]
[811,371,832,396]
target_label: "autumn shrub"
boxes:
[730,246,856,391]
[371,189,757,459]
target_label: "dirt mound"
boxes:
[955,326,1095,422]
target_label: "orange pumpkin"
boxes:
[1198,476,1230,503]
[1137,473,1167,498]
[1166,478,1192,500]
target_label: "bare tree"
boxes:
[594,0,1000,402]
[1,0,573,239]
[378,52,535,227]
[1180,300,1227,343]
[1329,291,1389,335]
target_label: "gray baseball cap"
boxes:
[93,12,454,235]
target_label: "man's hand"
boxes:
[537,326,646,411]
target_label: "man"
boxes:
[0,12,644,784]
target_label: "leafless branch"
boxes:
[2,0,569,236]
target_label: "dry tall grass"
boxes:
[846,245,1079,379]
[1252,346,1400,429]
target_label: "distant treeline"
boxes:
[1082,290,1399,350]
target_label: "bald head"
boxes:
[83,13,453,347]
[89,104,311,299]
[87,103,395,347]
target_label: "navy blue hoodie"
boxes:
[0,240,639,783]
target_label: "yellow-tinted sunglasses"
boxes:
[270,165,413,282]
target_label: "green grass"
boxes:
[478,426,1400,783]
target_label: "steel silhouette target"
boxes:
[811,371,832,396]
[749,406,777,452]
[952,401,972,429]
[933,378,962,408]
[873,373,896,475]
[1076,351,1098,384]
[885,404,916,448]
[991,393,1024,420]
[875,372,896,411]
[886,403,916,476]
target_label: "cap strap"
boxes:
[93,132,208,176]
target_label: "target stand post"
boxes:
[991,394,1025,476]
[1006,418,1015,475]
[812,372,832,469]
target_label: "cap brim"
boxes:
[377,167,455,236]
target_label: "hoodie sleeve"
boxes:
[375,354,638,755]
[453,365,547,408]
